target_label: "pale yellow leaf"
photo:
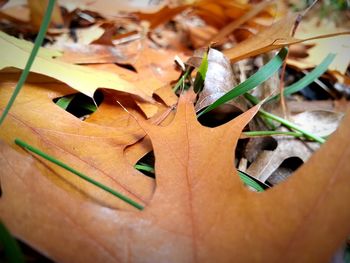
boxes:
[0,31,152,101]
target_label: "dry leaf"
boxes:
[59,44,128,64]
[246,135,318,182]
[292,110,344,137]
[194,48,251,115]
[0,82,154,210]
[1,89,350,262]
[47,26,106,51]
[223,13,350,62]
[208,0,273,44]
[27,0,63,29]
[58,0,169,15]
[288,18,350,74]
[0,1,30,23]
[0,31,152,101]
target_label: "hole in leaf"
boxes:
[197,104,243,127]
[53,91,103,120]
[261,137,278,151]
[115,63,137,73]
[134,151,155,179]
[267,157,304,185]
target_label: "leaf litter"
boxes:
[0,0,350,262]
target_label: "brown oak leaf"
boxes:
[0,91,350,262]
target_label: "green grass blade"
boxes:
[197,47,288,117]
[0,0,56,126]
[244,93,326,143]
[243,130,303,138]
[0,222,25,263]
[80,101,97,112]
[15,138,144,210]
[237,170,267,192]
[268,53,336,102]
[173,68,191,92]
[56,94,75,110]
[193,52,209,93]
[135,163,155,173]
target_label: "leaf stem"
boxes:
[0,0,56,126]
[15,138,144,210]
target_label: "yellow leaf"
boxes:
[0,31,153,101]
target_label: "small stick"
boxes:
[279,0,319,118]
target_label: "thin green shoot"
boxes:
[135,163,155,173]
[193,52,209,93]
[173,68,192,92]
[0,222,25,263]
[237,170,267,192]
[0,0,56,126]
[243,130,304,138]
[56,94,75,110]
[15,138,144,210]
[244,93,326,143]
[197,48,288,118]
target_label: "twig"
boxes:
[278,0,319,118]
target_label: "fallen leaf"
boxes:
[192,0,249,28]
[246,135,318,182]
[59,0,170,16]
[47,25,106,51]
[208,0,273,44]
[223,13,350,62]
[286,100,350,114]
[0,82,154,210]
[136,5,189,29]
[59,43,128,64]
[1,89,350,262]
[292,110,344,137]
[0,31,152,101]
[0,1,30,23]
[288,18,350,74]
[195,48,250,113]
[27,0,63,29]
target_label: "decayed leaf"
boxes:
[246,135,317,183]
[292,110,344,137]
[1,89,350,262]
[223,13,350,62]
[0,82,154,210]
[195,48,249,113]
[0,31,152,101]
[288,18,350,74]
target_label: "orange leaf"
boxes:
[0,82,154,210]
[1,88,350,262]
